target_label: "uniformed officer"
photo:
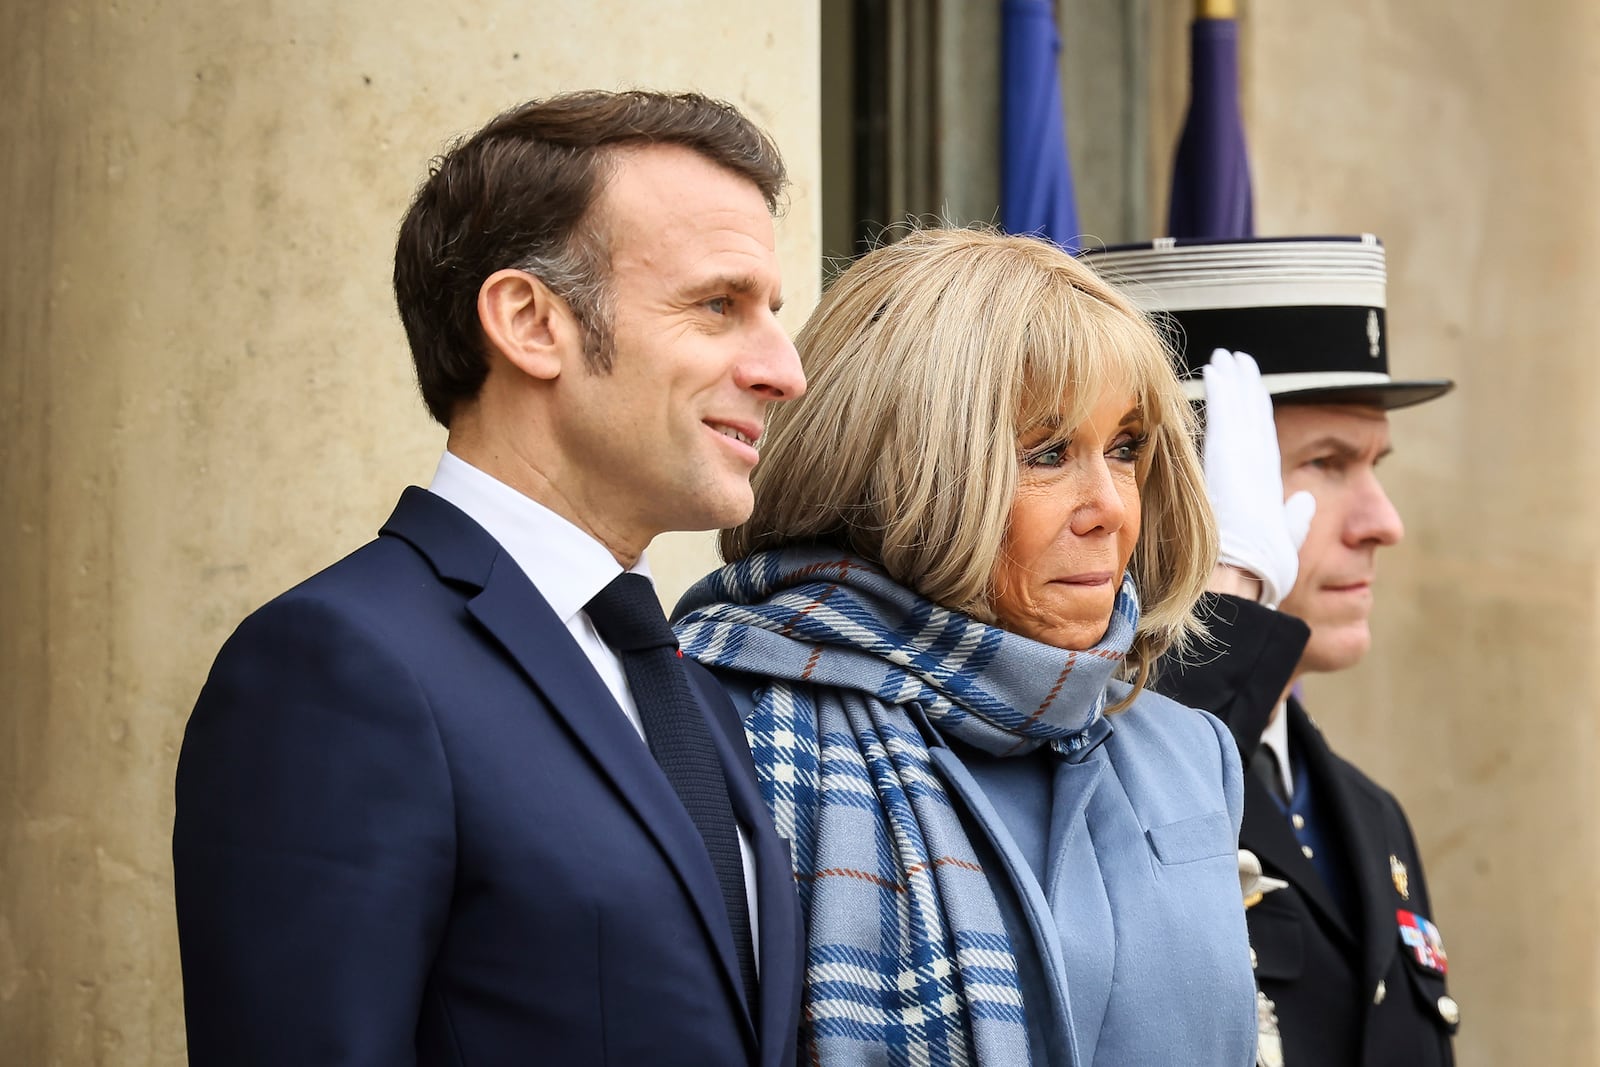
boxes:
[1084,236,1458,1067]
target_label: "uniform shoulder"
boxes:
[1301,710,1411,814]
[1294,708,1437,892]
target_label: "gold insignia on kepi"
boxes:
[1390,854,1410,900]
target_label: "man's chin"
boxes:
[670,484,755,535]
[1299,623,1372,675]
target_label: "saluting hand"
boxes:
[1200,349,1316,608]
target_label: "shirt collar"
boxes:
[426,451,650,623]
[1260,698,1295,798]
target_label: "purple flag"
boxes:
[1168,17,1254,238]
[1002,0,1080,250]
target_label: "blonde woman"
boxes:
[673,229,1256,1066]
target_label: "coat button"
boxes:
[1301,845,1315,859]
[1437,995,1460,1026]
[1291,813,1306,830]
[1373,980,1386,1005]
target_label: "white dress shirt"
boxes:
[1260,700,1295,800]
[428,451,759,964]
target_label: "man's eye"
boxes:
[705,297,731,315]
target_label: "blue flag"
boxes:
[1168,17,1254,238]
[1002,0,1080,250]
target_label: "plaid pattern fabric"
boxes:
[674,548,1139,1066]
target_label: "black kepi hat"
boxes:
[1080,235,1454,410]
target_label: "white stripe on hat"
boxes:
[1180,370,1394,399]
[1123,276,1386,312]
[1086,236,1388,311]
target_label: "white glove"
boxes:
[1201,349,1316,608]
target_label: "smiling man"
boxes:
[1087,236,1458,1067]
[173,92,807,1066]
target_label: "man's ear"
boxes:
[477,268,580,382]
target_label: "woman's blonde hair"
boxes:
[723,228,1218,700]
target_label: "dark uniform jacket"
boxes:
[1153,593,1458,1067]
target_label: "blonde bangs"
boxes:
[1014,281,1176,442]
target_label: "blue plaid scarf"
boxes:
[673,547,1140,1066]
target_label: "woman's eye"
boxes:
[1109,434,1149,463]
[1026,443,1069,468]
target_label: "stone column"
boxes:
[0,3,820,1062]
[1175,3,1600,1062]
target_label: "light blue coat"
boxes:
[928,681,1258,1066]
[718,672,1257,1065]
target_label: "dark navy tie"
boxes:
[1250,743,1290,806]
[584,573,758,1015]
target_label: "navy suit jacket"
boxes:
[173,487,803,1066]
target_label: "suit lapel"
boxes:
[689,668,801,1064]
[1289,704,1398,992]
[381,489,751,1036]
[1239,769,1355,945]
[1044,756,1106,901]
[1347,785,1400,995]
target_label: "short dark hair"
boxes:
[393,90,788,427]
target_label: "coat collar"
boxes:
[380,487,787,1054]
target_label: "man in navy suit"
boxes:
[173,90,808,1066]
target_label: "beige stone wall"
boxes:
[0,4,820,1062]
[1148,2,1600,1063]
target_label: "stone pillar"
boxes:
[0,4,820,1062]
[1193,3,1600,1062]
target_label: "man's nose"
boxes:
[737,316,806,402]
[1348,472,1404,547]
